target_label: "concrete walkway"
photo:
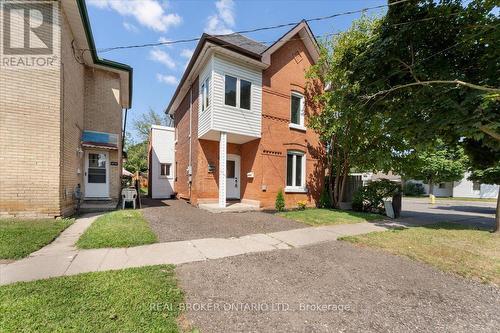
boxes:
[0,215,404,286]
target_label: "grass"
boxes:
[77,210,157,249]
[0,265,183,332]
[0,218,74,259]
[277,208,381,226]
[341,223,500,285]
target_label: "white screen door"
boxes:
[226,154,240,199]
[85,151,109,198]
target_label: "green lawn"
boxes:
[341,223,500,285]
[0,265,183,332]
[277,208,381,226]
[77,210,157,249]
[0,218,74,259]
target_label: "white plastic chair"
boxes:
[122,188,137,209]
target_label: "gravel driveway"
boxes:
[141,199,303,242]
[176,241,500,332]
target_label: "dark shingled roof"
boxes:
[212,33,268,55]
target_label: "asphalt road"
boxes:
[400,197,496,229]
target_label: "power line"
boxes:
[90,0,411,54]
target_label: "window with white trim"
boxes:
[472,181,481,191]
[286,151,306,191]
[160,163,171,177]
[201,76,210,111]
[290,92,304,127]
[224,75,251,110]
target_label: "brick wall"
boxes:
[173,78,199,203]
[83,68,123,200]
[255,35,323,208]
[0,3,125,217]
[0,2,62,217]
[60,8,85,216]
[173,35,323,209]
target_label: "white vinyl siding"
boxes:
[212,54,262,138]
[198,58,214,138]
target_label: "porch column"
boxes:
[219,132,227,207]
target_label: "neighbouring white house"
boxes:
[148,125,175,199]
[408,172,499,199]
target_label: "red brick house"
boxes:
[166,21,323,209]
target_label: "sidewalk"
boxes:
[0,215,404,286]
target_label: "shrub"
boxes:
[275,188,285,212]
[318,187,331,208]
[352,179,401,214]
[403,182,425,196]
[297,200,307,210]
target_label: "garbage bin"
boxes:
[383,198,395,218]
[392,192,402,218]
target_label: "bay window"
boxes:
[224,75,251,110]
[201,76,210,111]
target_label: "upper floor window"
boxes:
[224,75,251,110]
[201,77,210,111]
[290,92,305,128]
[286,150,306,192]
[160,163,171,177]
[225,75,237,107]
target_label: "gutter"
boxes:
[75,0,133,107]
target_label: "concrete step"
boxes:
[79,200,118,213]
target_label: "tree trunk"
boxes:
[338,165,349,204]
[495,194,499,233]
[428,179,434,196]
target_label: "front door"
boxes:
[226,154,240,199]
[84,151,109,198]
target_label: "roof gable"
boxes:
[261,20,319,65]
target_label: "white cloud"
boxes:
[88,0,182,32]
[204,0,235,35]
[123,21,138,32]
[157,74,179,85]
[180,48,194,59]
[158,37,173,48]
[150,49,176,69]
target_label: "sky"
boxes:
[86,0,387,142]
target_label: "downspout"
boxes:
[122,108,128,150]
[188,85,193,201]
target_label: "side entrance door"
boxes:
[226,154,240,199]
[84,151,109,198]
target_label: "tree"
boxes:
[464,139,500,231]
[356,0,500,231]
[400,143,467,195]
[124,141,148,174]
[133,108,172,142]
[306,17,406,208]
[123,108,171,174]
